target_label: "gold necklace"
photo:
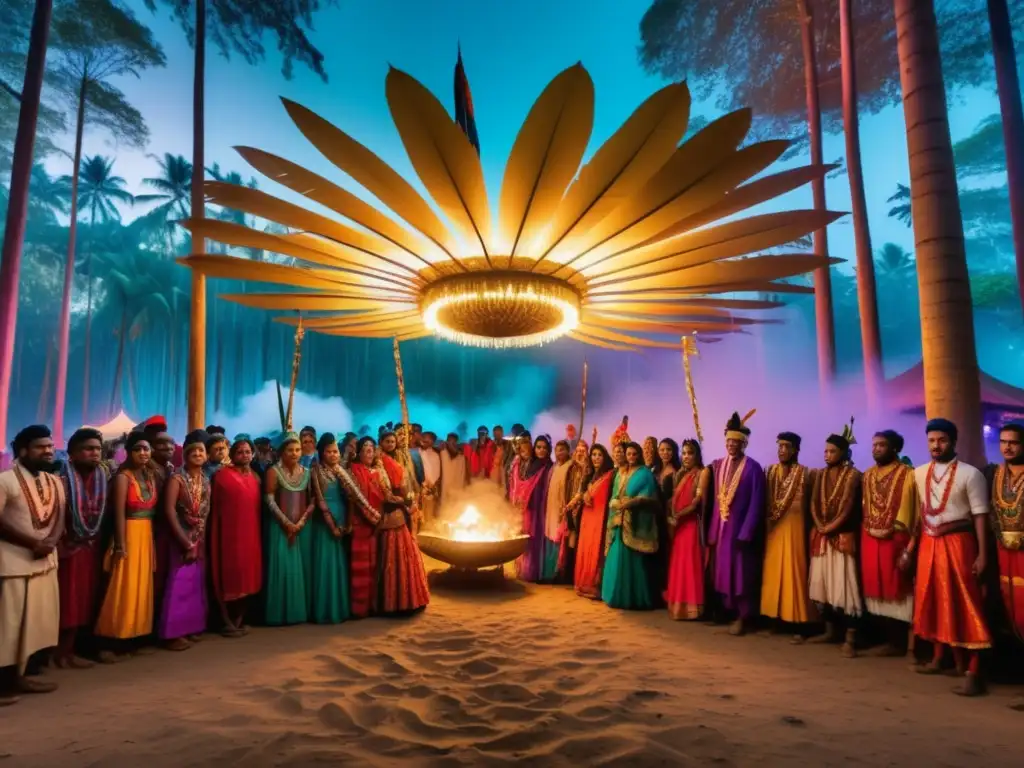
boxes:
[993,465,1024,518]
[717,456,747,521]
[820,464,852,517]
[769,463,803,521]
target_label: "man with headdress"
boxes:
[55,427,109,669]
[861,429,919,656]
[707,411,765,635]
[761,431,816,636]
[808,420,863,656]
[988,422,1024,645]
[142,416,175,483]
[0,425,66,701]
[910,419,991,695]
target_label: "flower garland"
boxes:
[924,459,958,517]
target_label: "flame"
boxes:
[445,504,507,542]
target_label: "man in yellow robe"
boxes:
[761,432,816,638]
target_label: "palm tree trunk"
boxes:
[186,0,208,431]
[109,306,128,416]
[894,0,984,465]
[0,0,53,446]
[53,74,89,444]
[840,0,883,410]
[987,0,1024,319]
[81,251,94,423]
[36,338,55,422]
[797,0,836,392]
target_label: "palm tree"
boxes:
[886,183,912,226]
[27,163,71,223]
[874,242,915,282]
[894,0,984,464]
[0,0,54,446]
[71,155,134,423]
[839,0,882,409]
[135,152,192,253]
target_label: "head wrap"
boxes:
[777,431,802,451]
[477,425,488,434]
[137,414,168,435]
[278,431,300,451]
[183,429,209,454]
[12,424,51,454]
[124,430,151,454]
[204,424,226,436]
[827,417,856,454]
[611,416,631,449]
[68,427,103,453]
[874,429,904,454]
[925,418,958,442]
[725,410,755,443]
[231,433,254,453]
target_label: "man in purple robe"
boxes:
[708,411,766,636]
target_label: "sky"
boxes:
[37,0,1008,275]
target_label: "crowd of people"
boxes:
[0,409,1022,706]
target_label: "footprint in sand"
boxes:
[314,653,368,680]
[317,702,365,734]
[366,682,404,698]
[474,682,538,705]
[460,658,500,677]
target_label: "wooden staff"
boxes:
[392,337,411,449]
[577,358,588,444]
[681,333,704,444]
[285,313,304,432]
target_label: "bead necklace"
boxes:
[993,465,1024,519]
[717,456,747,521]
[820,464,853,515]
[866,463,901,522]
[14,462,59,529]
[924,460,958,515]
[769,463,803,521]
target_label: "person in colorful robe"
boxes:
[0,425,65,701]
[346,436,383,618]
[560,439,590,580]
[861,429,919,656]
[651,439,681,603]
[708,411,766,636]
[350,437,430,615]
[665,439,711,620]
[510,434,554,582]
[467,425,495,480]
[159,430,212,651]
[989,422,1024,644]
[542,440,573,583]
[389,426,422,533]
[602,442,660,609]
[209,434,263,637]
[575,444,614,598]
[95,431,159,660]
[808,424,864,657]
[55,428,108,669]
[309,433,352,624]
[761,432,816,637]
[299,426,318,469]
[264,433,313,626]
[418,432,441,525]
[913,418,991,696]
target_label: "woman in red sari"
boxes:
[208,434,262,636]
[346,437,383,618]
[575,444,614,599]
[665,439,711,620]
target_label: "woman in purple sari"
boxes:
[510,433,554,582]
[159,430,212,650]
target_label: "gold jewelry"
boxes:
[768,463,803,522]
[717,456,747,521]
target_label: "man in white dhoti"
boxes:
[0,424,66,704]
[439,432,469,514]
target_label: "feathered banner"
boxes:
[681,333,703,444]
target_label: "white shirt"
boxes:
[420,447,441,485]
[913,459,988,532]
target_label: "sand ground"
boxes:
[2,568,1021,767]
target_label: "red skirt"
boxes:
[913,532,991,649]
[349,515,378,618]
[378,525,430,614]
[998,545,1024,640]
[860,530,913,602]
[664,515,704,620]
[58,542,103,630]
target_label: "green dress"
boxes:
[601,465,660,610]
[264,465,311,625]
[311,466,352,624]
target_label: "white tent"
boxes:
[84,410,137,440]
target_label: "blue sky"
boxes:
[42,0,1004,272]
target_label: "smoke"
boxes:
[207,380,354,437]
[532,325,932,468]
[428,478,522,538]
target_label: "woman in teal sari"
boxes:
[264,432,313,625]
[602,441,660,610]
[309,433,352,624]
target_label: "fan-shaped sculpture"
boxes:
[416,532,530,570]
[180,64,843,350]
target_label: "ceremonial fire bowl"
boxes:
[416,533,530,570]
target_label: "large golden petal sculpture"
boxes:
[180,63,843,351]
